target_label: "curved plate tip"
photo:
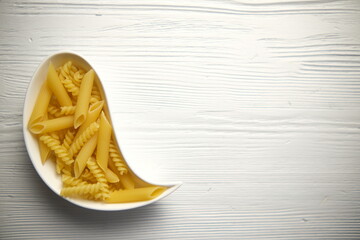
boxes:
[23,51,182,211]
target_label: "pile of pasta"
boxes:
[28,61,166,203]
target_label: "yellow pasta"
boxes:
[56,157,66,174]
[39,135,74,165]
[48,105,76,118]
[80,168,97,183]
[57,129,67,142]
[49,131,60,141]
[105,187,166,203]
[61,182,102,198]
[109,141,128,175]
[62,175,88,187]
[75,100,104,139]
[39,137,51,164]
[119,173,135,190]
[74,134,98,178]
[29,115,74,134]
[71,65,78,74]
[61,61,72,76]
[72,70,84,87]
[91,86,101,99]
[74,69,95,129]
[58,61,75,84]
[62,129,75,150]
[61,165,72,176]
[29,82,52,126]
[103,168,119,183]
[60,106,76,116]
[47,62,72,107]
[96,112,112,172]
[62,78,79,97]
[28,61,166,204]
[68,122,99,158]
[47,105,62,118]
[89,97,100,104]
[109,183,121,192]
[87,157,110,200]
[38,112,51,164]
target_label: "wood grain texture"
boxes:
[1,0,360,239]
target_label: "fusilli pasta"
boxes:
[87,157,109,200]
[60,106,76,116]
[40,135,74,165]
[80,168,97,183]
[72,70,85,87]
[62,175,88,187]
[47,105,62,118]
[62,78,80,97]
[109,142,128,175]
[60,182,102,197]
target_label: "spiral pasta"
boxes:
[55,129,75,174]
[70,65,78,78]
[48,105,62,118]
[68,122,99,157]
[80,168,97,183]
[90,97,100,104]
[60,106,76,116]
[72,70,85,87]
[109,142,128,175]
[87,157,109,200]
[56,157,65,174]
[60,182,102,197]
[56,159,72,176]
[62,174,88,187]
[59,61,72,79]
[61,175,96,200]
[62,129,75,150]
[61,166,72,176]
[109,183,122,192]
[91,86,102,102]
[48,105,76,119]
[49,131,60,141]
[40,135,74,165]
[62,78,80,97]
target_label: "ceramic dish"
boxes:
[23,51,181,211]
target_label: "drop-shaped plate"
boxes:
[23,51,182,211]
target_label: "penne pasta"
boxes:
[104,168,119,183]
[39,136,51,164]
[28,82,52,126]
[119,173,135,190]
[38,113,51,164]
[74,69,95,129]
[74,100,104,140]
[47,62,72,106]
[74,134,98,178]
[96,111,112,172]
[29,115,74,134]
[105,187,166,203]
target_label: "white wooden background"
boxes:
[1,0,360,239]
